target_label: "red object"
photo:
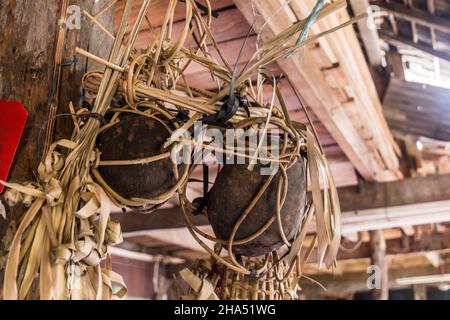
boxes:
[0,100,28,193]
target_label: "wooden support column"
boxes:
[369,230,389,300]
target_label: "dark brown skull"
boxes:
[206,161,306,257]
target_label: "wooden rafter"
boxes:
[349,0,383,66]
[232,0,401,181]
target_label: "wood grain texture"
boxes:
[384,78,450,140]
[114,0,234,33]
[369,230,389,300]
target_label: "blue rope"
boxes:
[285,0,326,58]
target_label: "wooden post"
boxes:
[0,0,115,285]
[413,284,427,300]
[369,230,389,300]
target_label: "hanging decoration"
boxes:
[0,0,366,300]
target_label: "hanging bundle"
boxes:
[0,0,365,300]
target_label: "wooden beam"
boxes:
[232,0,401,181]
[374,1,450,33]
[385,46,405,80]
[109,245,185,264]
[369,230,389,300]
[380,31,450,62]
[341,199,450,235]
[114,173,450,234]
[0,0,112,247]
[338,173,450,211]
[121,226,215,253]
[113,207,208,233]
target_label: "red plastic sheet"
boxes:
[0,100,28,193]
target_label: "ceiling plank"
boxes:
[383,77,450,140]
[134,7,252,49]
[114,0,234,32]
